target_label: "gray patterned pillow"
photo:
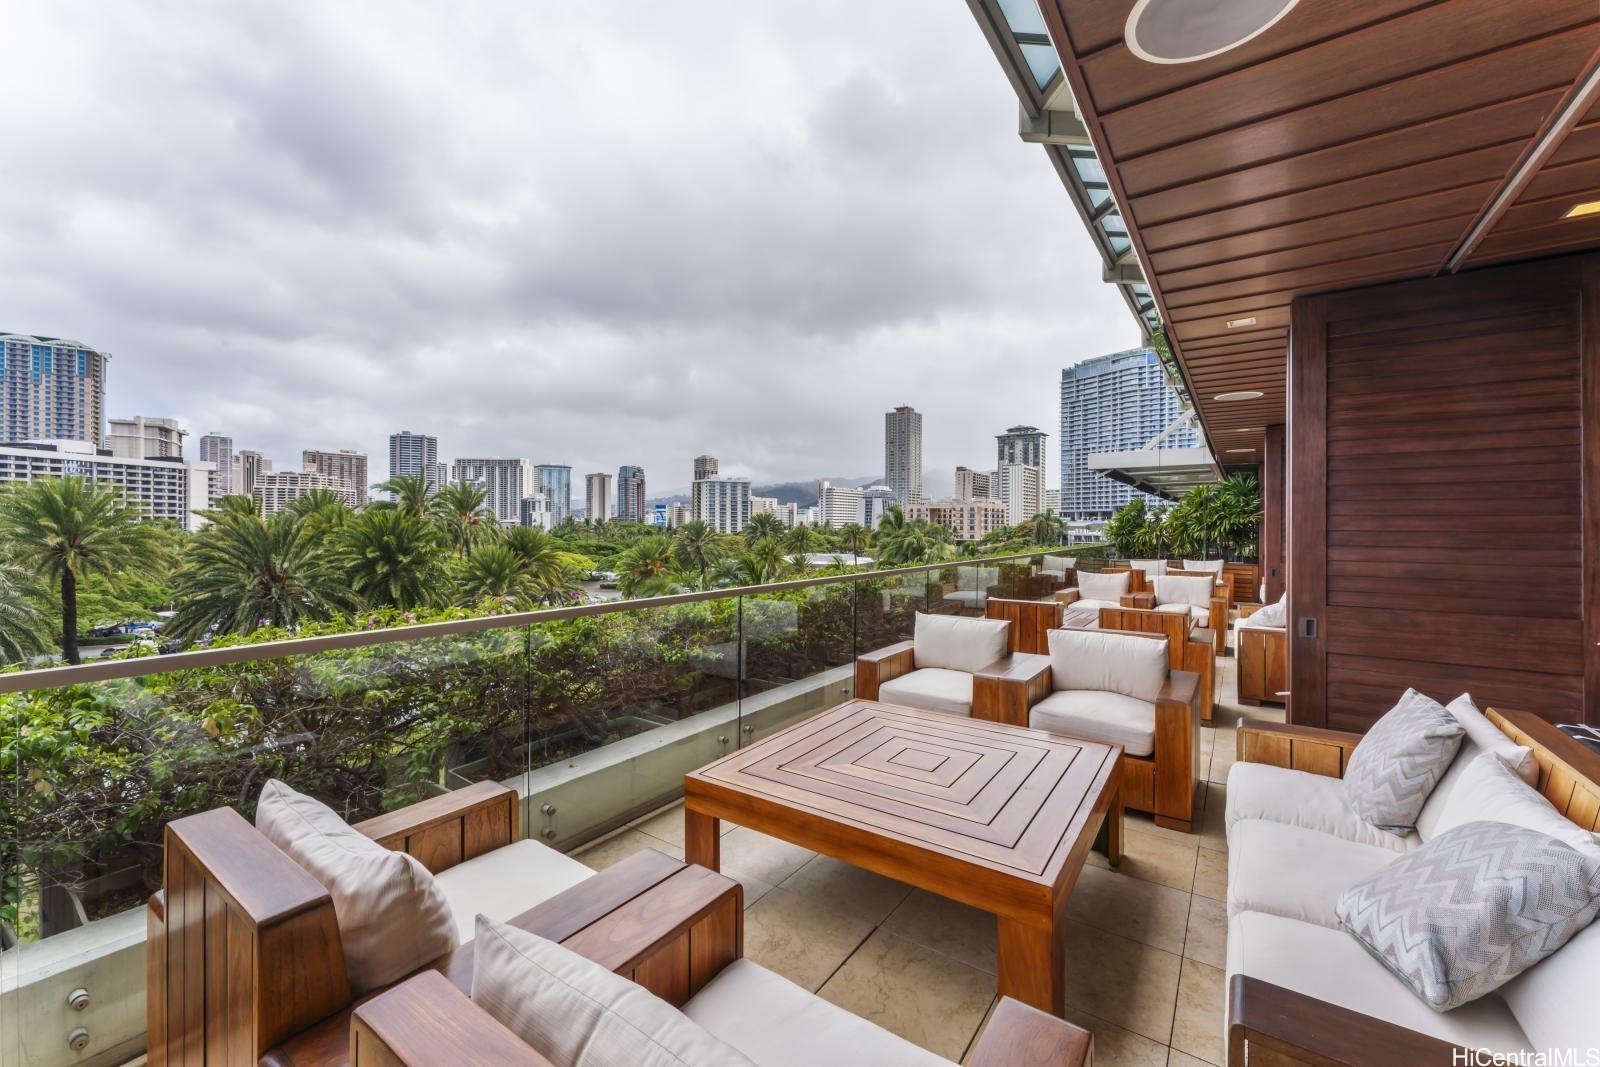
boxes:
[1344,689,1465,833]
[1337,821,1600,1011]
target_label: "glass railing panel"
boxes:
[516,597,738,850]
[945,563,997,617]
[856,568,924,656]
[923,564,967,617]
[738,581,855,744]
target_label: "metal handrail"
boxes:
[0,548,1086,694]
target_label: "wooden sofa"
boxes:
[1225,708,1600,1065]
[1234,602,1287,706]
[346,851,1093,1066]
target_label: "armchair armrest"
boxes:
[967,996,1092,1067]
[1228,975,1462,1066]
[352,971,555,1066]
[856,640,915,701]
[1053,588,1081,606]
[1153,669,1201,831]
[972,653,1053,728]
[1120,591,1155,609]
[1207,595,1228,655]
[355,780,521,873]
[1236,721,1362,778]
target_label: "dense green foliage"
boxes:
[1103,474,1261,561]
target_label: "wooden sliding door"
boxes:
[1289,255,1600,730]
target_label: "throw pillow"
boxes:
[1343,689,1465,833]
[1336,820,1600,1011]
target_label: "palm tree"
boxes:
[502,525,579,604]
[741,537,789,584]
[616,534,674,596]
[744,512,784,543]
[1029,508,1065,547]
[0,559,50,664]
[782,523,826,557]
[671,520,728,590]
[431,481,497,557]
[0,477,162,663]
[198,494,262,523]
[456,543,541,606]
[875,506,929,565]
[340,507,443,610]
[837,522,872,564]
[373,474,433,519]
[167,513,355,640]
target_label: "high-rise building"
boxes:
[1060,348,1195,520]
[0,440,212,530]
[954,466,994,501]
[816,480,864,528]
[389,431,443,490]
[233,450,272,497]
[693,478,750,534]
[861,484,896,529]
[451,457,535,524]
[0,334,110,448]
[584,472,614,522]
[198,434,234,496]
[668,502,693,528]
[1044,488,1061,515]
[108,416,186,460]
[535,464,572,523]
[616,465,647,522]
[690,455,719,518]
[884,405,923,506]
[520,493,553,529]
[303,449,369,505]
[255,470,358,515]
[750,495,780,517]
[996,425,1048,469]
[906,498,1007,542]
[997,463,1044,526]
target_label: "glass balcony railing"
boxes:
[0,545,1117,1064]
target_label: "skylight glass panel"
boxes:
[1018,43,1061,90]
[997,0,1048,36]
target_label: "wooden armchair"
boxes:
[1150,573,1229,656]
[977,629,1202,832]
[1098,603,1216,724]
[349,856,1092,1067]
[1235,602,1288,707]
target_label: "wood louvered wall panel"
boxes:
[1290,256,1599,731]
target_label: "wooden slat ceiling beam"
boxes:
[1037,0,1600,460]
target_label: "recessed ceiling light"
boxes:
[1230,427,1260,433]
[1225,316,1258,329]
[1563,200,1600,220]
[1126,0,1300,65]
[1226,448,1257,454]
[1214,390,1264,402]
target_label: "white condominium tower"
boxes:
[1060,348,1193,520]
[233,449,272,496]
[996,425,1047,525]
[108,416,186,460]
[585,472,614,521]
[303,449,369,505]
[816,480,864,528]
[690,455,719,518]
[255,470,358,514]
[451,457,535,524]
[0,334,110,448]
[693,477,750,534]
[198,433,234,496]
[389,431,444,490]
[884,405,922,506]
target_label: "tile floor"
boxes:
[574,651,1287,1066]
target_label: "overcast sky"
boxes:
[2,1,1137,495]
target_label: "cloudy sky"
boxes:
[2,1,1137,496]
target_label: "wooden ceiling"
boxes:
[1038,0,1600,460]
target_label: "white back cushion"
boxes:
[1131,559,1167,576]
[473,917,754,1067]
[1183,559,1225,579]
[1249,594,1287,629]
[1047,627,1168,702]
[912,612,1009,674]
[1076,570,1130,603]
[1430,752,1600,859]
[1042,555,1077,572]
[1153,574,1215,610]
[255,779,459,994]
[1447,694,1539,785]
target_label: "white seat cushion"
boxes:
[1227,911,1531,1054]
[877,667,973,717]
[1502,914,1600,1055]
[1075,570,1131,603]
[1071,598,1120,616]
[1030,689,1156,757]
[1155,602,1208,625]
[1225,762,1416,853]
[1227,818,1401,928]
[435,838,595,943]
[685,958,949,1067]
[913,611,1008,672]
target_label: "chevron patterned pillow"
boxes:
[1344,689,1465,833]
[1337,820,1600,1011]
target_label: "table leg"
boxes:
[1106,779,1123,868]
[684,806,720,870]
[996,915,1065,1016]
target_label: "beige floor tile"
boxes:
[818,929,995,1061]
[1207,743,1236,785]
[1196,782,1228,854]
[630,801,687,847]
[737,873,776,909]
[1168,1050,1215,1067]
[1170,957,1226,1066]
[1182,895,1227,969]
[1063,920,1183,1045]
[1090,824,1198,893]
[1066,863,1191,955]
[1126,811,1205,851]
[573,828,682,871]
[1193,848,1227,904]
[780,854,911,925]
[883,889,997,974]
[742,887,875,992]
[1059,1008,1168,1067]
[720,825,816,887]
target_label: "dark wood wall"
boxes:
[1289,255,1600,731]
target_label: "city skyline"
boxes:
[0,2,1135,493]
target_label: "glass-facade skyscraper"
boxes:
[0,333,109,448]
[535,464,572,523]
[1059,348,1195,520]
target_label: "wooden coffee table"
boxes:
[683,699,1123,1014]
